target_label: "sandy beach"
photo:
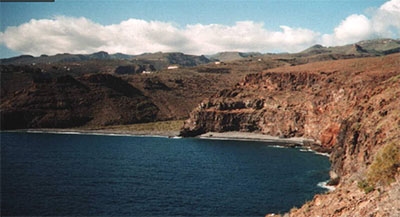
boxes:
[198,131,315,145]
[198,132,331,156]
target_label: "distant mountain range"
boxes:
[300,38,400,55]
[207,51,263,62]
[1,38,399,67]
[0,51,211,70]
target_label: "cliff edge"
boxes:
[181,53,400,216]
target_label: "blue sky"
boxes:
[1,0,399,57]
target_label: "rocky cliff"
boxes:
[0,59,259,129]
[181,53,400,216]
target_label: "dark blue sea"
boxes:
[1,132,330,216]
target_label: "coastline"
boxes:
[0,120,185,138]
[3,128,181,138]
[3,128,330,158]
[3,129,325,152]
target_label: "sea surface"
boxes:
[1,132,330,216]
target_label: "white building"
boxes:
[167,65,179,70]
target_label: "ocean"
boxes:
[1,132,330,216]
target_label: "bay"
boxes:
[1,132,330,216]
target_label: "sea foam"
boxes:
[318,180,336,192]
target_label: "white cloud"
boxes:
[0,18,320,56]
[322,0,400,46]
[1,17,107,55]
[0,0,399,56]
[334,14,372,43]
[380,0,400,12]
[183,22,319,54]
[372,0,400,38]
[100,19,191,54]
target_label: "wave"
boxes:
[300,147,317,153]
[313,151,330,157]
[300,147,330,157]
[317,180,336,192]
[270,145,288,149]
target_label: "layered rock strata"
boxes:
[181,54,400,216]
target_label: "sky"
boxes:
[0,0,399,58]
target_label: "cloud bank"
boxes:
[1,0,399,56]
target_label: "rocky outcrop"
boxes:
[181,54,400,216]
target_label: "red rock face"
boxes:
[320,123,341,148]
[181,54,400,216]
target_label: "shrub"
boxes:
[367,142,400,186]
[357,179,375,193]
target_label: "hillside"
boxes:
[0,51,210,71]
[1,39,400,131]
[208,51,263,62]
[181,53,400,216]
[0,58,268,129]
[300,38,400,55]
[1,73,159,129]
[211,38,400,64]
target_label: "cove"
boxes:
[1,132,330,216]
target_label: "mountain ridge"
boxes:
[2,38,399,66]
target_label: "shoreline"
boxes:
[2,128,181,138]
[2,129,330,157]
[4,129,314,144]
[198,131,313,145]
[198,132,330,157]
